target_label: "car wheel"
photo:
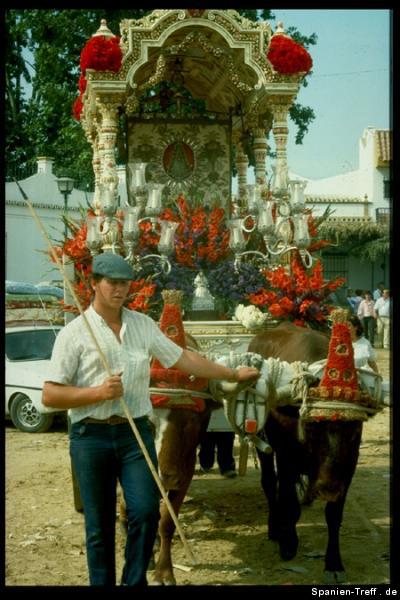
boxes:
[10,393,54,433]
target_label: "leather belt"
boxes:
[81,415,128,425]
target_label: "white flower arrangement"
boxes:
[233,304,268,330]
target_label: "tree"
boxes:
[5,9,317,189]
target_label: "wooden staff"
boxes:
[15,181,196,565]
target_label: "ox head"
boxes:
[299,419,363,502]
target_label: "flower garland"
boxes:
[248,256,345,328]
[173,195,230,269]
[267,34,312,75]
[50,214,158,315]
[72,34,122,121]
[53,190,344,327]
[135,194,230,270]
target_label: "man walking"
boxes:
[42,253,259,587]
[374,289,391,349]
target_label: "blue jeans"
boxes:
[362,316,376,345]
[70,418,160,587]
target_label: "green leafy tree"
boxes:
[5,8,316,189]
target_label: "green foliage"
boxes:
[318,221,388,261]
[5,9,149,189]
[355,235,390,262]
[289,103,316,145]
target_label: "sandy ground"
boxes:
[5,349,392,587]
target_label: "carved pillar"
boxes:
[270,98,293,195]
[97,100,120,191]
[252,128,268,186]
[235,142,249,207]
[96,100,123,253]
[91,134,102,214]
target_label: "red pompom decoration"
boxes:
[267,34,312,75]
[78,73,87,94]
[72,94,83,121]
[80,35,122,74]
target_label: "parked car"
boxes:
[5,323,65,432]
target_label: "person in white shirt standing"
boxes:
[357,290,377,346]
[348,315,379,373]
[374,289,391,349]
[42,253,260,588]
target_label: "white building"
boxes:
[5,159,130,285]
[293,127,391,292]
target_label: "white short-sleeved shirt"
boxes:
[374,297,390,317]
[46,305,183,424]
[353,336,376,369]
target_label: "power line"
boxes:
[313,68,389,78]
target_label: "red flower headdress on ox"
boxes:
[150,290,208,412]
[300,309,375,422]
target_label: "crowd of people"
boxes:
[347,283,390,349]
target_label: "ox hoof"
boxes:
[151,574,176,586]
[323,570,347,584]
[151,578,176,586]
[279,529,298,561]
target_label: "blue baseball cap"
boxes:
[92,253,135,280]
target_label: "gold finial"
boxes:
[162,290,183,306]
[275,21,285,34]
[93,19,115,38]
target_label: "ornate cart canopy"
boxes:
[78,9,309,207]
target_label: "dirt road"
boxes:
[5,350,392,586]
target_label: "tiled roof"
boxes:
[376,130,392,163]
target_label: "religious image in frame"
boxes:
[126,119,232,209]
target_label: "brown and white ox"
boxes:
[248,321,364,584]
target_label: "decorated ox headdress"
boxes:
[150,289,208,411]
[300,308,381,422]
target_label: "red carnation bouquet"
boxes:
[248,256,345,329]
[73,34,122,121]
[267,34,312,75]
[80,35,122,73]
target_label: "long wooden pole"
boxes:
[16,181,196,565]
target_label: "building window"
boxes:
[322,253,348,282]
[383,179,391,199]
[376,207,391,226]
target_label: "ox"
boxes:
[248,321,363,583]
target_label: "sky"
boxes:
[266,8,391,180]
